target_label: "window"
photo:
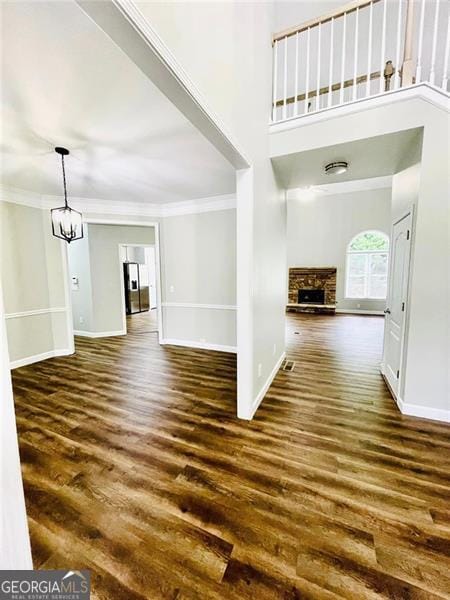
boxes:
[346,231,389,299]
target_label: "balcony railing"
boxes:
[272,0,450,123]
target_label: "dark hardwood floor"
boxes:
[12,313,450,599]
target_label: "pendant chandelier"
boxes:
[51,147,83,243]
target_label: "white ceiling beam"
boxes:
[75,0,250,170]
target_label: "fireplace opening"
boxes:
[298,289,325,305]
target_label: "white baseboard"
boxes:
[336,309,384,316]
[160,338,237,353]
[10,348,73,370]
[396,395,450,423]
[242,352,286,421]
[73,329,126,338]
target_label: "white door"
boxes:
[383,212,412,398]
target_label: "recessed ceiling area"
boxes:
[1,1,236,204]
[271,128,423,189]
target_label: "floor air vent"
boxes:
[281,360,295,372]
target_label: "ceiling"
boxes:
[272,128,422,189]
[1,1,236,204]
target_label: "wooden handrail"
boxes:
[273,69,384,108]
[273,0,382,43]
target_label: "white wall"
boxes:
[0,201,73,367]
[0,281,32,569]
[68,225,94,332]
[161,209,237,349]
[67,212,237,349]
[287,187,391,312]
[398,115,449,420]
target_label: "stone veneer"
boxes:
[288,267,337,308]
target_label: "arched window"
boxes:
[346,231,389,299]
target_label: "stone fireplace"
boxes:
[287,267,337,314]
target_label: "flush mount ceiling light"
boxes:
[51,147,83,243]
[324,161,348,175]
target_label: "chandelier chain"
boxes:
[61,154,68,207]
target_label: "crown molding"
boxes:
[161,194,236,216]
[0,185,236,217]
[0,186,46,209]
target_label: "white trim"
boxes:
[270,83,450,133]
[345,230,389,301]
[243,352,286,421]
[236,168,255,420]
[336,309,384,316]
[10,349,73,370]
[396,395,450,423]
[161,302,237,310]
[160,338,236,353]
[71,193,236,217]
[4,307,66,319]
[73,330,126,338]
[161,194,236,216]
[84,218,155,226]
[0,186,44,209]
[1,187,236,218]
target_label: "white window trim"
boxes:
[345,232,389,300]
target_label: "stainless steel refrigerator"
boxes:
[123,262,150,315]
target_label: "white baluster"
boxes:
[443,16,450,90]
[416,0,426,83]
[394,0,403,89]
[430,0,441,85]
[294,32,299,117]
[317,22,322,110]
[328,17,335,107]
[379,0,387,93]
[402,0,415,86]
[353,7,359,100]
[366,2,373,97]
[340,12,347,104]
[272,40,278,122]
[305,27,311,114]
[283,36,288,120]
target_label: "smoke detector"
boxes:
[325,161,348,175]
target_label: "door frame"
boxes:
[82,219,163,344]
[118,243,160,337]
[381,206,415,406]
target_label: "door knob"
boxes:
[384,308,391,314]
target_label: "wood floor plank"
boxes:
[12,312,450,598]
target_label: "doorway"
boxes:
[67,220,163,342]
[120,244,159,335]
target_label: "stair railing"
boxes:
[272,0,449,123]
